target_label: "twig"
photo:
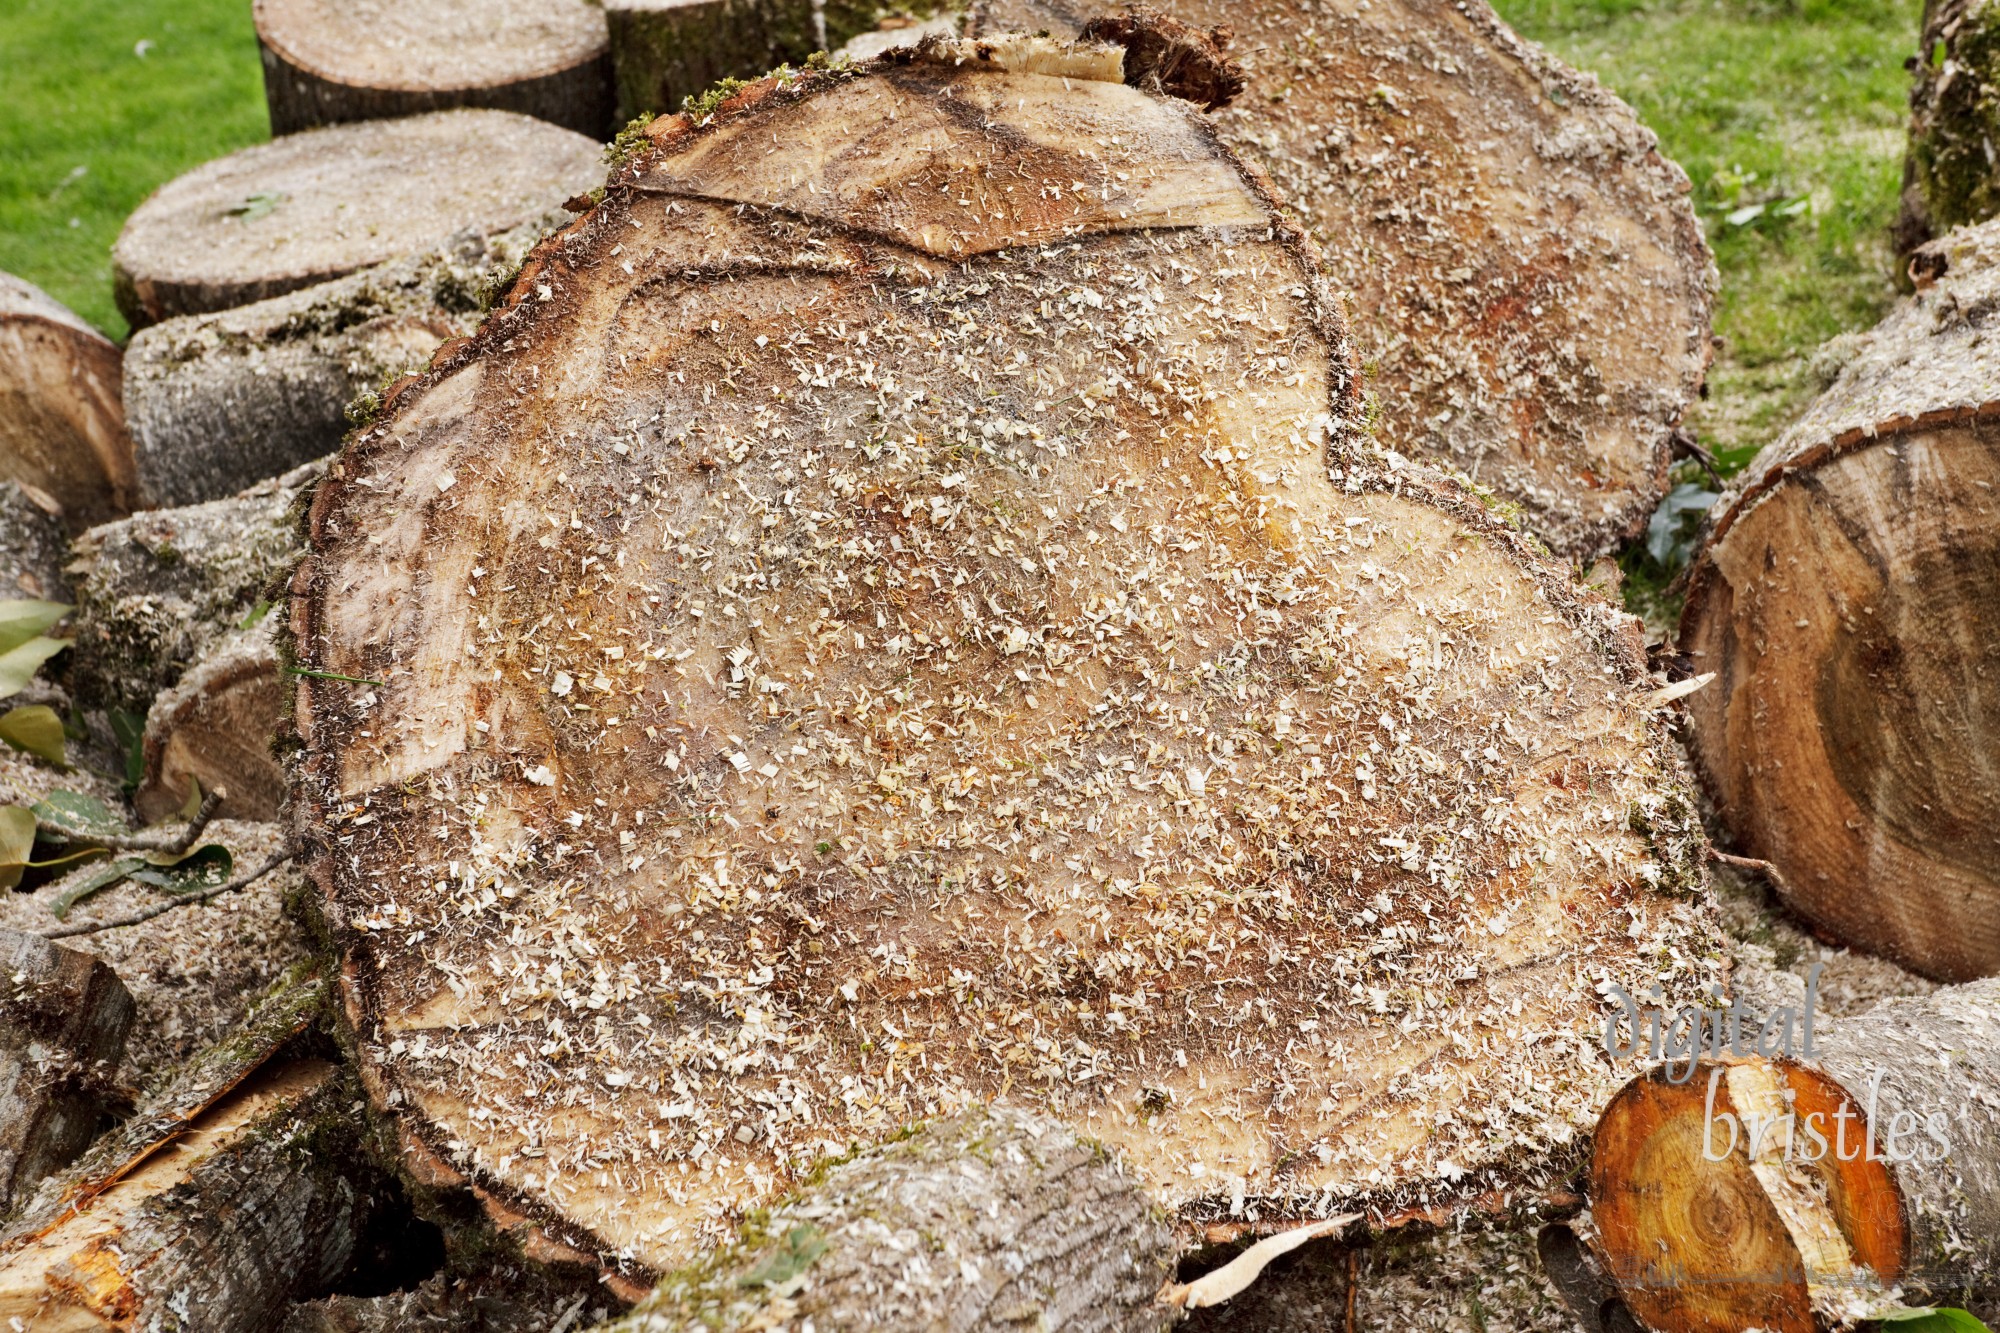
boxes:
[39,847,295,940]
[1709,849,1792,898]
[40,787,226,855]
[1345,1246,1358,1333]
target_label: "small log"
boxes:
[135,620,286,825]
[124,220,552,510]
[293,42,1722,1279]
[0,273,134,531]
[602,0,820,122]
[112,109,602,330]
[255,0,615,138]
[596,1108,1174,1333]
[969,1,1715,558]
[1679,218,2000,982]
[0,930,134,1216]
[1897,0,2000,257]
[0,481,72,604]
[1587,979,2000,1329]
[67,460,319,719]
[0,835,311,1088]
[0,1058,382,1332]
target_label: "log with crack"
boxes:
[966,1,1716,560]
[1680,216,2000,983]
[1583,978,2000,1331]
[288,36,1722,1296]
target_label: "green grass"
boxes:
[0,0,269,340]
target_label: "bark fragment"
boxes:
[255,0,615,138]
[0,930,134,1216]
[0,481,72,604]
[112,110,602,329]
[0,273,134,531]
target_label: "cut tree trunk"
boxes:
[112,109,602,330]
[1896,0,2000,258]
[0,1058,382,1332]
[1679,218,2000,983]
[596,1107,1175,1333]
[1586,978,2000,1330]
[0,481,73,604]
[135,619,286,825]
[968,1,1716,559]
[66,459,320,719]
[291,42,1722,1282]
[0,273,135,531]
[601,0,819,124]
[0,929,134,1216]
[124,219,554,509]
[255,0,615,138]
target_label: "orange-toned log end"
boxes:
[1589,1060,1905,1333]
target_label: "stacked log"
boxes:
[0,274,134,530]
[1679,217,2000,982]
[0,930,134,1215]
[111,110,601,330]
[290,40,1721,1285]
[1585,979,2000,1329]
[1898,0,2000,256]
[0,482,73,604]
[65,461,318,721]
[124,219,554,509]
[970,0,1716,559]
[602,0,820,124]
[255,0,615,138]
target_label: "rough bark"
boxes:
[603,0,820,123]
[0,824,312,1086]
[255,0,615,138]
[0,930,134,1217]
[66,460,320,719]
[283,1266,613,1333]
[133,620,287,825]
[291,43,1722,1283]
[1587,979,2000,1330]
[0,481,72,604]
[1679,218,2000,983]
[596,1107,1175,1333]
[112,109,602,330]
[124,220,554,511]
[0,1058,388,1332]
[968,0,1715,560]
[1897,0,2000,259]
[0,273,135,531]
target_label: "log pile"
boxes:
[0,274,134,530]
[6,2,1998,1328]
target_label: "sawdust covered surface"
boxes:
[293,57,1721,1273]
[976,0,1716,558]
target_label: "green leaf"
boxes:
[109,710,146,792]
[226,190,286,221]
[0,704,65,764]
[0,805,37,890]
[1881,1311,1993,1332]
[0,600,70,656]
[48,855,139,921]
[239,599,273,631]
[0,635,68,699]
[31,788,125,837]
[127,842,232,892]
[174,777,203,821]
[737,1224,827,1290]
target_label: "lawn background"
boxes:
[0,0,1921,474]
